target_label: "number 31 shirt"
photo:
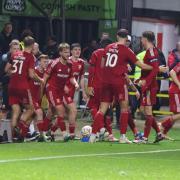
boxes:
[9,50,35,90]
[102,43,137,85]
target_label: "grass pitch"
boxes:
[0,128,180,180]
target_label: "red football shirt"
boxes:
[45,59,72,90]
[169,62,180,94]
[9,50,35,90]
[140,47,159,91]
[29,67,44,100]
[88,48,104,88]
[102,43,138,85]
[65,57,85,94]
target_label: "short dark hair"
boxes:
[71,43,81,50]
[142,31,155,42]
[23,36,35,47]
[117,29,129,38]
[99,38,112,48]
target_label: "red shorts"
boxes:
[32,98,41,110]
[8,88,32,106]
[169,93,180,113]
[88,87,101,109]
[63,94,74,105]
[46,86,64,107]
[140,88,157,106]
[101,83,128,103]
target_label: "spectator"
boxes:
[43,36,58,59]
[82,39,98,62]
[0,22,15,54]
[101,32,110,41]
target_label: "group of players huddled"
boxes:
[3,28,180,143]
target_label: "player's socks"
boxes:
[152,117,161,133]
[120,111,129,135]
[91,108,98,120]
[92,111,104,134]
[51,123,58,132]
[144,115,154,138]
[36,120,44,132]
[57,116,66,132]
[128,111,138,135]
[161,117,174,134]
[69,123,76,135]
[104,116,112,135]
[18,120,29,137]
[43,117,51,131]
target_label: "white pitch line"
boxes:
[0,149,180,164]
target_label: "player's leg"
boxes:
[159,93,180,138]
[119,100,132,143]
[55,104,70,142]
[64,102,78,139]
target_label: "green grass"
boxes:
[0,129,180,180]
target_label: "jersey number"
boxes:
[12,60,24,74]
[105,53,118,67]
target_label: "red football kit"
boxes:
[169,62,180,113]
[8,50,35,105]
[140,47,159,106]
[88,48,104,110]
[29,67,44,110]
[63,57,84,104]
[101,43,137,103]
[45,59,72,106]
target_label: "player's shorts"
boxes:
[46,86,64,107]
[63,94,74,105]
[140,88,157,106]
[169,93,180,113]
[32,98,41,110]
[8,88,32,106]
[88,87,101,109]
[100,83,128,103]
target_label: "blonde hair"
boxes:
[58,43,70,52]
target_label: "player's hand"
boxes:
[87,87,94,96]
[74,83,79,90]
[64,85,69,94]
[159,65,169,73]
[127,64,132,72]
[82,92,88,102]
[135,90,140,100]
[138,80,146,87]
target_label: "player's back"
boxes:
[89,48,105,87]
[9,50,35,90]
[102,43,136,84]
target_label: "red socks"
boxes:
[92,111,104,134]
[57,116,66,132]
[104,116,112,135]
[43,117,51,131]
[18,120,29,137]
[120,111,129,134]
[128,112,138,135]
[69,123,76,135]
[152,118,160,133]
[144,115,154,138]
[161,117,173,134]
[36,120,44,132]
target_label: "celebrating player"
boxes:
[43,43,79,142]
[5,36,43,141]
[89,29,167,143]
